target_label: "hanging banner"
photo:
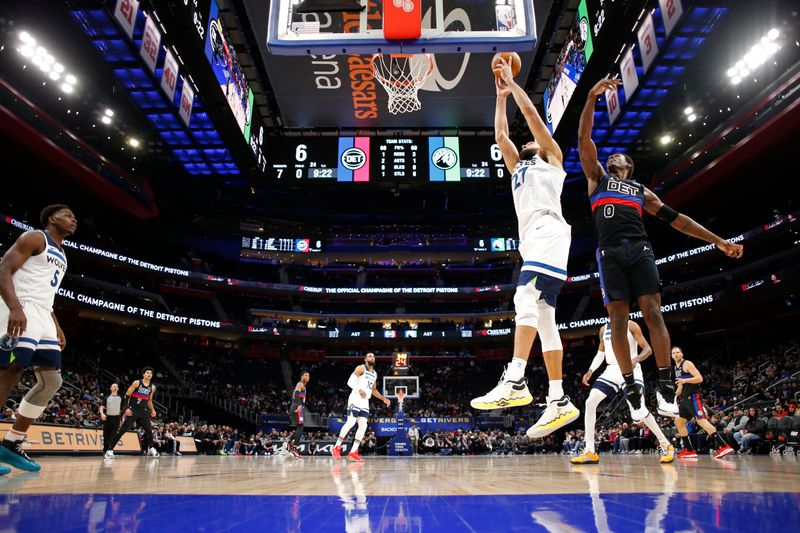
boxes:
[605,86,620,125]
[179,76,195,126]
[658,0,684,37]
[620,47,639,100]
[140,13,162,73]
[160,48,179,103]
[114,0,140,39]
[637,12,659,73]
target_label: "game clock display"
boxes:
[268,137,507,182]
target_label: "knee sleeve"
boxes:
[19,369,62,418]
[536,301,562,352]
[354,417,367,441]
[514,283,542,328]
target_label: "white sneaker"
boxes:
[471,368,533,410]
[175,451,182,456]
[626,400,649,422]
[656,391,679,418]
[104,450,114,459]
[527,396,580,439]
[147,447,160,457]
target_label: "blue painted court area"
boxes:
[1,491,798,532]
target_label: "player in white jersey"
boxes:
[0,205,76,473]
[471,57,579,439]
[332,352,390,463]
[571,321,675,464]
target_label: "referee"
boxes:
[101,383,122,458]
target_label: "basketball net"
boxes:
[396,389,406,412]
[371,53,434,114]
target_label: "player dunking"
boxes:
[578,78,744,421]
[0,205,75,473]
[104,367,159,458]
[571,321,675,464]
[332,353,390,462]
[471,57,579,438]
[671,346,734,459]
[287,370,309,459]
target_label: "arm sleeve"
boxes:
[347,374,358,390]
[589,351,605,372]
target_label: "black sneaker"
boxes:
[0,439,41,472]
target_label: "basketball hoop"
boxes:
[396,389,406,412]
[371,53,434,115]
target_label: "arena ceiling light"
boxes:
[660,135,673,145]
[127,137,140,148]
[15,30,78,94]
[726,28,781,85]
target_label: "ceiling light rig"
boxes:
[15,31,78,94]
[726,28,781,85]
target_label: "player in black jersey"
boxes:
[104,367,159,457]
[671,346,734,459]
[287,371,309,459]
[578,78,743,420]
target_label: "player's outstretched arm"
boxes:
[494,78,519,173]
[371,386,391,407]
[0,231,45,337]
[628,321,652,364]
[579,79,621,186]
[495,58,562,167]
[643,188,744,258]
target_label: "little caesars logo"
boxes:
[341,147,366,170]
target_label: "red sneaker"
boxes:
[677,449,698,459]
[332,445,342,461]
[347,451,365,462]
[713,445,735,459]
[291,449,303,459]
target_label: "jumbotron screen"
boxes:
[267,136,507,182]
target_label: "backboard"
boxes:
[268,0,536,55]
[383,375,420,399]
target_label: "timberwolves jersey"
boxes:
[347,365,377,411]
[131,381,153,410]
[602,325,638,366]
[511,157,566,244]
[12,231,68,311]
[589,175,648,247]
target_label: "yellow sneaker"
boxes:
[527,396,580,438]
[570,451,599,464]
[470,372,533,410]
[659,444,675,464]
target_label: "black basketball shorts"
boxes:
[596,240,661,305]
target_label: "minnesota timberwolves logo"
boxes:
[432,147,457,170]
[341,147,366,170]
[0,335,18,351]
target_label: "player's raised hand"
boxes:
[493,57,515,85]
[589,77,621,96]
[495,76,511,98]
[718,240,744,259]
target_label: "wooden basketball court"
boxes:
[1,455,798,530]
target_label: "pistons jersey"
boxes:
[12,231,68,311]
[511,157,566,242]
[131,381,153,409]
[589,175,648,247]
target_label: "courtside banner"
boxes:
[328,416,473,437]
[0,421,140,454]
[175,436,198,453]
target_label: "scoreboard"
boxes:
[268,136,508,182]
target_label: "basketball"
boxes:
[492,52,521,78]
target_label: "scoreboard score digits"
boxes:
[269,137,507,182]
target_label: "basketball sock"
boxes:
[548,380,563,400]
[5,429,26,443]
[506,358,527,381]
[351,440,360,453]
[680,435,694,451]
[335,438,343,447]
[657,367,675,400]
[709,431,725,448]
[642,413,669,448]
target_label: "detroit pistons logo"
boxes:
[0,335,18,351]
